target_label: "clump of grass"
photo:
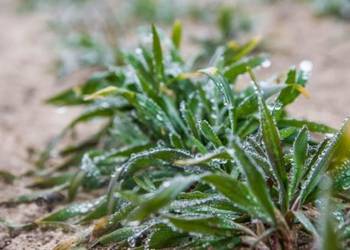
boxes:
[312,0,350,20]
[5,23,350,249]
[18,0,87,11]
[22,0,251,77]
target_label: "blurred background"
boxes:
[0,0,350,247]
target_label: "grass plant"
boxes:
[3,21,350,249]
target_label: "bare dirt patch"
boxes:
[253,1,350,128]
[0,0,77,248]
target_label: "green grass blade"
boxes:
[121,147,191,178]
[152,24,165,83]
[174,148,230,166]
[318,180,342,250]
[289,127,309,200]
[229,139,276,224]
[251,71,288,212]
[40,197,105,222]
[171,20,182,49]
[146,224,187,249]
[166,215,236,236]
[201,68,236,132]
[224,55,266,81]
[300,119,350,202]
[68,171,86,201]
[225,37,261,64]
[199,120,223,148]
[202,174,260,214]
[276,68,309,108]
[180,101,200,139]
[279,119,336,134]
[128,176,198,221]
[96,227,134,246]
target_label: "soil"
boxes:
[0,0,349,249]
[253,2,350,128]
[0,0,78,249]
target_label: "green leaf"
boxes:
[253,74,288,212]
[236,94,257,117]
[279,127,298,140]
[224,55,266,81]
[323,120,350,174]
[46,70,123,106]
[180,101,200,139]
[107,147,191,213]
[332,161,350,190]
[201,69,234,107]
[171,20,182,49]
[318,180,342,250]
[169,133,184,148]
[121,147,191,178]
[289,127,309,199]
[301,119,350,202]
[276,68,309,108]
[79,200,109,223]
[217,6,234,39]
[152,25,165,82]
[135,94,177,135]
[202,174,259,214]
[303,138,330,180]
[229,139,276,223]
[95,203,136,234]
[106,143,152,159]
[236,83,284,119]
[96,227,134,246]
[279,119,336,134]
[225,37,261,64]
[67,98,127,129]
[40,197,105,222]
[146,224,187,249]
[199,120,223,148]
[237,117,259,138]
[79,152,105,190]
[189,136,208,154]
[126,53,157,96]
[68,171,86,201]
[128,176,198,221]
[201,68,236,130]
[93,87,176,135]
[174,148,230,166]
[84,86,119,101]
[133,175,156,192]
[166,215,236,236]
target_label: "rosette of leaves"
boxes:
[7,23,350,249]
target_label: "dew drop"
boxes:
[156,114,164,121]
[300,60,313,73]
[161,180,171,188]
[262,59,271,68]
[56,107,67,114]
[135,47,142,56]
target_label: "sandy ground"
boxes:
[254,2,350,128]
[0,0,350,249]
[0,1,78,249]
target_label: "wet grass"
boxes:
[3,2,350,249]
